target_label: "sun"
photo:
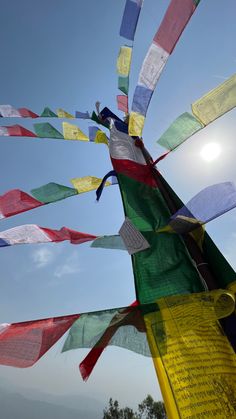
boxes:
[200,142,221,162]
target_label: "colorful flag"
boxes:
[0,175,116,221]
[34,123,64,139]
[117,46,132,77]
[91,235,126,251]
[31,182,77,203]
[0,303,152,370]
[192,73,236,125]
[0,125,37,137]
[0,189,43,218]
[129,0,201,137]
[144,290,236,418]
[118,76,129,95]
[0,314,80,368]
[119,217,150,255]
[0,105,21,117]
[157,74,236,151]
[109,121,146,164]
[127,111,146,138]
[0,225,97,247]
[117,95,129,113]
[119,0,144,41]
[18,108,39,118]
[40,107,57,118]
[110,120,236,415]
[0,290,234,385]
[158,112,204,150]
[168,182,236,234]
[94,130,108,145]
[75,111,90,119]
[62,122,89,141]
[153,0,198,54]
[70,176,112,194]
[57,109,74,119]
[111,122,205,303]
[89,126,99,142]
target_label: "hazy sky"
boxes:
[0,0,235,411]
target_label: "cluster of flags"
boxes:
[158,72,236,151]
[0,105,90,119]
[128,0,202,137]
[116,0,144,115]
[0,176,116,220]
[1,1,236,418]
[0,121,108,144]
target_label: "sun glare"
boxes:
[200,142,221,162]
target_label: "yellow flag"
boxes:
[95,130,108,145]
[57,109,74,119]
[70,176,111,194]
[144,291,236,419]
[128,111,145,137]
[117,46,132,77]
[192,73,236,125]
[63,122,89,141]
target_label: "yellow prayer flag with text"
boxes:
[57,109,74,119]
[192,73,236,125]
[128,111,145,137]
[144,291,236,419]
[63,122,89,141]
[95,130,108,145]
[117,46,132,77]
[70,176,111,194]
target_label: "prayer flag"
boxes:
[168,182,236,233]
[192,73,236,125]
[18,108,39,118]
[157,112,203,150]
[0,315,80,368]
[94,130,108,145]
[31,183,78,203]
[89,126,99,142]
[128,112,145,137]
[119,0,143,41]
[0,190,43,219]
[34,123,63,139]
[117,95,129,113]
[0,105,21,117]
[62,122,89,141]
[129,0,201,136]
[0,224,97,247]
[153,0,198,54]
[117,46,132,77]
[40,107,57,117]
[0,125,37,138]
[75,111,90,119]
[118,76,129,95]
[57,109,74,119]
[91,235,126,251]
[70,176,112,194]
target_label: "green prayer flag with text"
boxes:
[118,76,129,95]
[34,123,64,139]
[157,112,203,150]
[40,107,57,118]
[31,182,77,204]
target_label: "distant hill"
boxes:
[0,385,102,419]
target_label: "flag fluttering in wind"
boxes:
[157,73,236,151]
[0,177,115,220]
[1,1,236,418]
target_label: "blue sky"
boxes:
[0,0,235,411]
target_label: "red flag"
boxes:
[0,314,80,368]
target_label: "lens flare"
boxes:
[200,143,221,162]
